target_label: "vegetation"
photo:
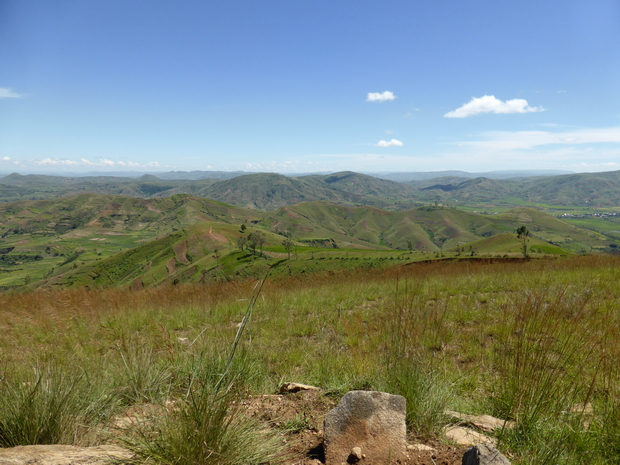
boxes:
[0,256,620,463]
[3,171,620,462]
[516,225,530,258]
[0,190,615,291]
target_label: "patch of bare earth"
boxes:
[241,390,467,465]
[207,225,229,243]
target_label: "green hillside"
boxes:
[3,170,620,213]
[300,171,420,207]
[408,170,620,208]
[0,192,616,291]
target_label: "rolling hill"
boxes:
[1,192,614,291]
[2,169,620,210]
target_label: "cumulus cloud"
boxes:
[376,139,404,147]
[0,88,23,99]
[367,91,396,102]
[444,95,544,118]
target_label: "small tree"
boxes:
[282,238,294,260]
[247,231,266,256]
[212,248,221,267]
[406,240,413,253]
[236,236,247,251]
[240,224,246,233]
[516,225,530,258]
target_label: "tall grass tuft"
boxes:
[0,362,117,447]
[491,288,605,460]
[381,275,453,439]
[126,359,286,465]
[384,362,452,439]
[105,332,173,405]
[124,274,286,464]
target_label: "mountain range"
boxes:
[2,169,620,209]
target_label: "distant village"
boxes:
[557,212,619,219]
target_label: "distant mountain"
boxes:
[299,171,419,205]
[375,170,573,182]
[156,170,251,180]
[186,172,366,210]
[413,170,620,207]
[2,169,620,209]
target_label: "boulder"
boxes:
[324,390,406,465]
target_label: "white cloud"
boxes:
[28,157,161,168]
[1,157,11,162]
[439,125,620,172]
[455,126,620,151]
[376,139,404,147]
[367,91,396,102]
[0,88,23,99]
[444,95,544,118]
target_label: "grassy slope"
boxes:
[0,194,261,288]
[3,256,620,463]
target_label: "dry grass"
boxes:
[1,255,620,463]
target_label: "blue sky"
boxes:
[1,0,619,174]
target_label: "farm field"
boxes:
[1,255,620,463]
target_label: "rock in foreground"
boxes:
[324,390,406,464]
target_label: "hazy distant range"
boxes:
[0,169,574,182]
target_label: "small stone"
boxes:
[566,402,594,415]
[279,382,321,393]
[462,444,511,464]
[445,410,514,432]
[349,446,363,461]
[445,426,497,447]
[408,443,436,451]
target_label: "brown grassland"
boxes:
[1,255,620,464]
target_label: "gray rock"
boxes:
[324,390,406,465]
[462,444,511,465]
[0,445,133,465]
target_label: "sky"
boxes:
[1,0,620,175]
